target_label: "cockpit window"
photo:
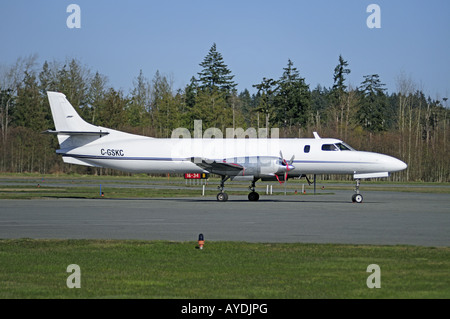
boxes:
[322,143,355,151]
[335,143,354,151]
[322,144,338,151]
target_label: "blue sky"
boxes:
[1,0,449,100]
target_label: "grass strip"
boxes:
[0,239,448,299]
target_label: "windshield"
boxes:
[335,142,355,151]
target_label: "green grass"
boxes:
[0,239,448,299]
[0,185,216,200]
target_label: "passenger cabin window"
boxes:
[321,144,338,151]
[304,145,310,153]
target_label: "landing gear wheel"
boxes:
[352,194,363,203]
[248,191,260,201]
[217,192,228,202]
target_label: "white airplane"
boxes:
[44,91,407,202]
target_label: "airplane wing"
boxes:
[190,157,244,176]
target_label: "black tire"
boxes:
[248,191,260,201]
[217,192,228,202]
[352,194,363,203]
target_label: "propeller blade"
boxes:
[280,151,287,166]
[279,151,294,195]
[289,155,295,165]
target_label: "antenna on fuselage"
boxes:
[313,132,321,139]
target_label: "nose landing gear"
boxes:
[352,179,363,203]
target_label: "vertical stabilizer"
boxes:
[47,91,96,132]
[46,91,108,148]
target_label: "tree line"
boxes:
[0,44,448,182]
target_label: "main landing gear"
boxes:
[216,176,230,202]
[216,192,228,202]
[216,176,260,202]
[352,179,363,203]
[248,180,260,201]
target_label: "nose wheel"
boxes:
[352,193,363,203]
[352,179,363,203]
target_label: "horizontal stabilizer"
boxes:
[43,130,109,136]
[62,156,97,167]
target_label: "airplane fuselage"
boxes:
[58,133,406,178]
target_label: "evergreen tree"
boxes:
[54,59,91,121]
[357,74,388,132]
[332,55,351,95]
[38,61,57,97]
[238,89,256,127]
[184,76,198,110]
[88,71,108,125]
[197,43,237,93]
[253,78,278,129]
[194,88,231,132]
[13,72,39,129]
[178,77,199,131]
[95,88,128,130]
[274,59,310,130]
[329,55,351,136]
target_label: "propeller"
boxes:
[279,151,295,195]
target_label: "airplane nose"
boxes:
[389,157,407,172]
[360,152,408,173]
[398,159,408,171]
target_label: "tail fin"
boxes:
[46,91,109,149]
[47,91,98,132]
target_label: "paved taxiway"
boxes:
[0,190,449,246]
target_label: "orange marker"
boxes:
[198,233,205,250]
